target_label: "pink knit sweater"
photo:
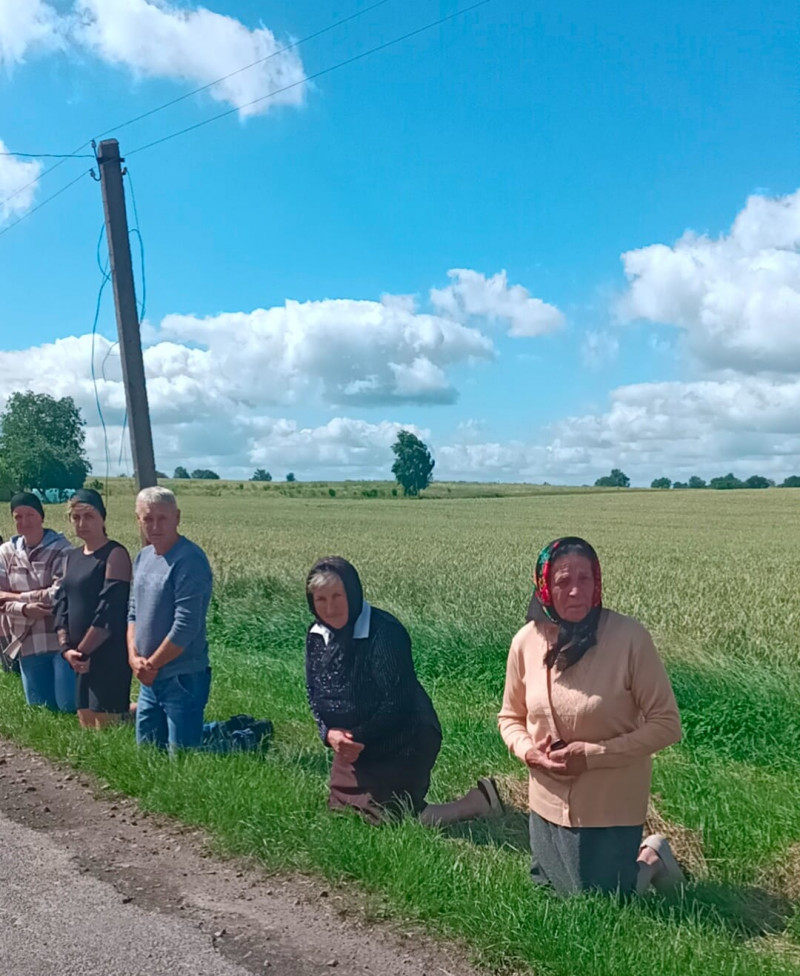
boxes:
[498,610,681,828]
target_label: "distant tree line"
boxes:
[650,473,800,490]
[171,466,298,482]
[595,467,800,490]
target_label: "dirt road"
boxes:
[0,740,479,976]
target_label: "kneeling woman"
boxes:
[499,537,684,896]
[305,557,502,825]
[55,490,132,728]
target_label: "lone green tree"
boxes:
[391,430,435,496]
[650,477,671,489]
[191,468,219,480]
[0,391,90,492]
[286,472,296,483]
[251,469,272,482]
[594,468,630,488]
[173,466,190,479]
[688,475,706,489]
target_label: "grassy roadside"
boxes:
[3,489,800,974]
[1,577,798,976]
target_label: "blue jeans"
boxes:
[136,668,211,753]
[19,652,77,713]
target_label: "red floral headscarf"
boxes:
[528,537,603,670]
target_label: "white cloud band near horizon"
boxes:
[3,178,800,484]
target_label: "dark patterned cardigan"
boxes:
[305,603,441,761]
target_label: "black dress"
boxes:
[54,540,131,714]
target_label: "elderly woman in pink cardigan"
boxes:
[498,537,684,896]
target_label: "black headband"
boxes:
[71,488,107,520]
[10,492,44,519]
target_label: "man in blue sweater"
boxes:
[127,487,213,752]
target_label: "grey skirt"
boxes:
[529,811,643,896]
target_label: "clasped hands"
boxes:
[326,728,365,762]
[62,649,90,675]
[130,654,159,686]
[524,733,588,776]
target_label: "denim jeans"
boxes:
[136,668,211,753]
[19,651,77,713]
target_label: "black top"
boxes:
[54,540,129,655]
[305,606,441,761]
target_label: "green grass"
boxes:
[2,487,799,974]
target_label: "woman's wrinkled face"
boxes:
[313,578,349,630]
[550,553,595,623]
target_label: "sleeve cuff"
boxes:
[512,736,535,763]
[583,742,608,769]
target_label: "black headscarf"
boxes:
[10,491,44,519]
[306,556,365,645]
[71,488,107,520]
[526,536,603,671]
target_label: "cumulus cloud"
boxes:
[0,268,564,477]
[73,0,306,117]
[245,417,428,473]
[431,374,800,484]
[0,0,62,69]
[0,141,42,222]
[618,189,800,373]
[430,269,565,338]
[0,0,305,116]
[156,294,494,409]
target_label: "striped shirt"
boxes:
[0,530,72,658]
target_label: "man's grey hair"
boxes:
[307,570,342,592]
[136,486,178,510]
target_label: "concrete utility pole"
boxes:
[97,139,157,491]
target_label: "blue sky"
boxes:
[1,0,799,484]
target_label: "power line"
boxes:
[125,167,147,320]
[0,0,396,213]
[128,0,495,158]
[0,141,93,212]
[92,0,396,142]
[89,222,113,492]
[0,151,95,158]
[0,168,91,239]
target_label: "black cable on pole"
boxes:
[0,151,96,158]
[92,0,397,141]
[0,168,91,239]
[128,0,495,158]
[0,141,93,212]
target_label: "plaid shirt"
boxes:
[0,530,72,658]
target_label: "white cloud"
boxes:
[154,293,495,409]
[0,269,557,478]
[618,189,800,373]
[430,269,565,338]
[245,417,428,474]
[74,0,306,117]
[0,0,62,70]
[0,141,42,222]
